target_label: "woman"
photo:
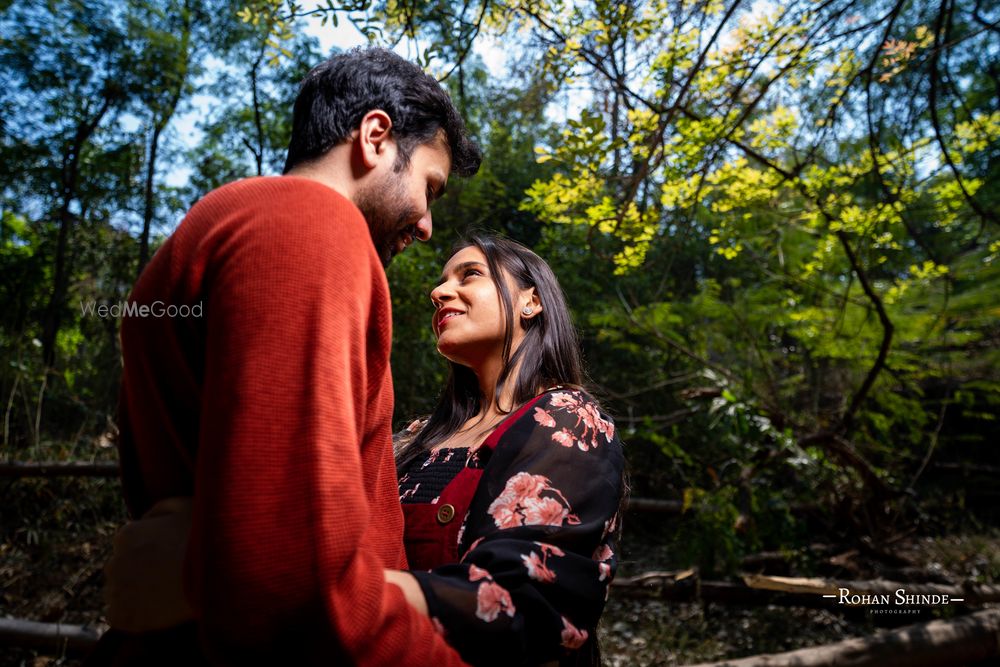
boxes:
[105,234,627,666]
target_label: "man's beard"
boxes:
[354,171,420,268]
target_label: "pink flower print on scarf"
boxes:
[521,547,562,583]
[568,400,614,450]
[551,428,577,449]
[592,543,614,581]
[549,392,582,410]
[592,544,614,562]
[602,512,619,540]
[522,496,569,526]
[540,391,615,451]
[536,542,565,558]
[520,551,557,583]
[488,495,524,529]
[487,472,580,529]
[533,407,556,428]
[475,580,516,622]
[460,536,485,562]
[560,616,589,649]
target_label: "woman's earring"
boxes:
[522,306,534,316]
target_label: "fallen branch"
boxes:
[610,575,845,610]
[0,617,102,655]
[933,461,1000,475]
[681,608,1000,667]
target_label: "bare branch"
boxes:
[928,0,999,228]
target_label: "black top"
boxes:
[398,447,472,504]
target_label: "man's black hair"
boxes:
[283,47,481,177]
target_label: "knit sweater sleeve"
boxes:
[182,180,466,666]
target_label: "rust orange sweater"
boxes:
[112,177,466,665]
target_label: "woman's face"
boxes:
[429,246,537,368]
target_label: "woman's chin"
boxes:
[436,340,462,362]
[436,342,476,369]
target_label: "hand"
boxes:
[384,570,428,616]
[104,497,196,633]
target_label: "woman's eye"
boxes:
[462,269,481,280]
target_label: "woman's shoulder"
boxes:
[536,386,609,415]
[524,386,618,452]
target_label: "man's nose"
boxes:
[414,210,432,242]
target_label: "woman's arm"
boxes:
[383,570,429,615]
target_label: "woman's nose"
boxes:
[430,283,453,307]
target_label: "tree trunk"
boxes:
[41,95,114,368]
[138,123,163,274]
[136,0,193,276]
[682,608,1000,667]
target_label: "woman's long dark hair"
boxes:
[395,233,585,471]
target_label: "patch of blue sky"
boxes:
[163,6,511,190]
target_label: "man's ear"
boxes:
[357,109,395,170]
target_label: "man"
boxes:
[91,47,481,665]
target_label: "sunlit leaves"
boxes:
[746,105,797,150]
[950,111,1000,160]
[237,0,300,65]
[878,25,933,83]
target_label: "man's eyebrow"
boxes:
[434,261,486,287]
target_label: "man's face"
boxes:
[354,136,451,267]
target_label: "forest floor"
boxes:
[600,517,1000,665]
[2,475,999,666]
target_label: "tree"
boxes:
[1,0,137,369]
[129,0,200,273]
[180,20,321,202]
[274,0,1000,560]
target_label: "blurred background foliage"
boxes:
[2,0,999,581]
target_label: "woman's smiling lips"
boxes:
[436,307,464,331]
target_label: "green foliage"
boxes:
[388,59,562,422]
[677,485,744,574]
[387,242,450,424]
